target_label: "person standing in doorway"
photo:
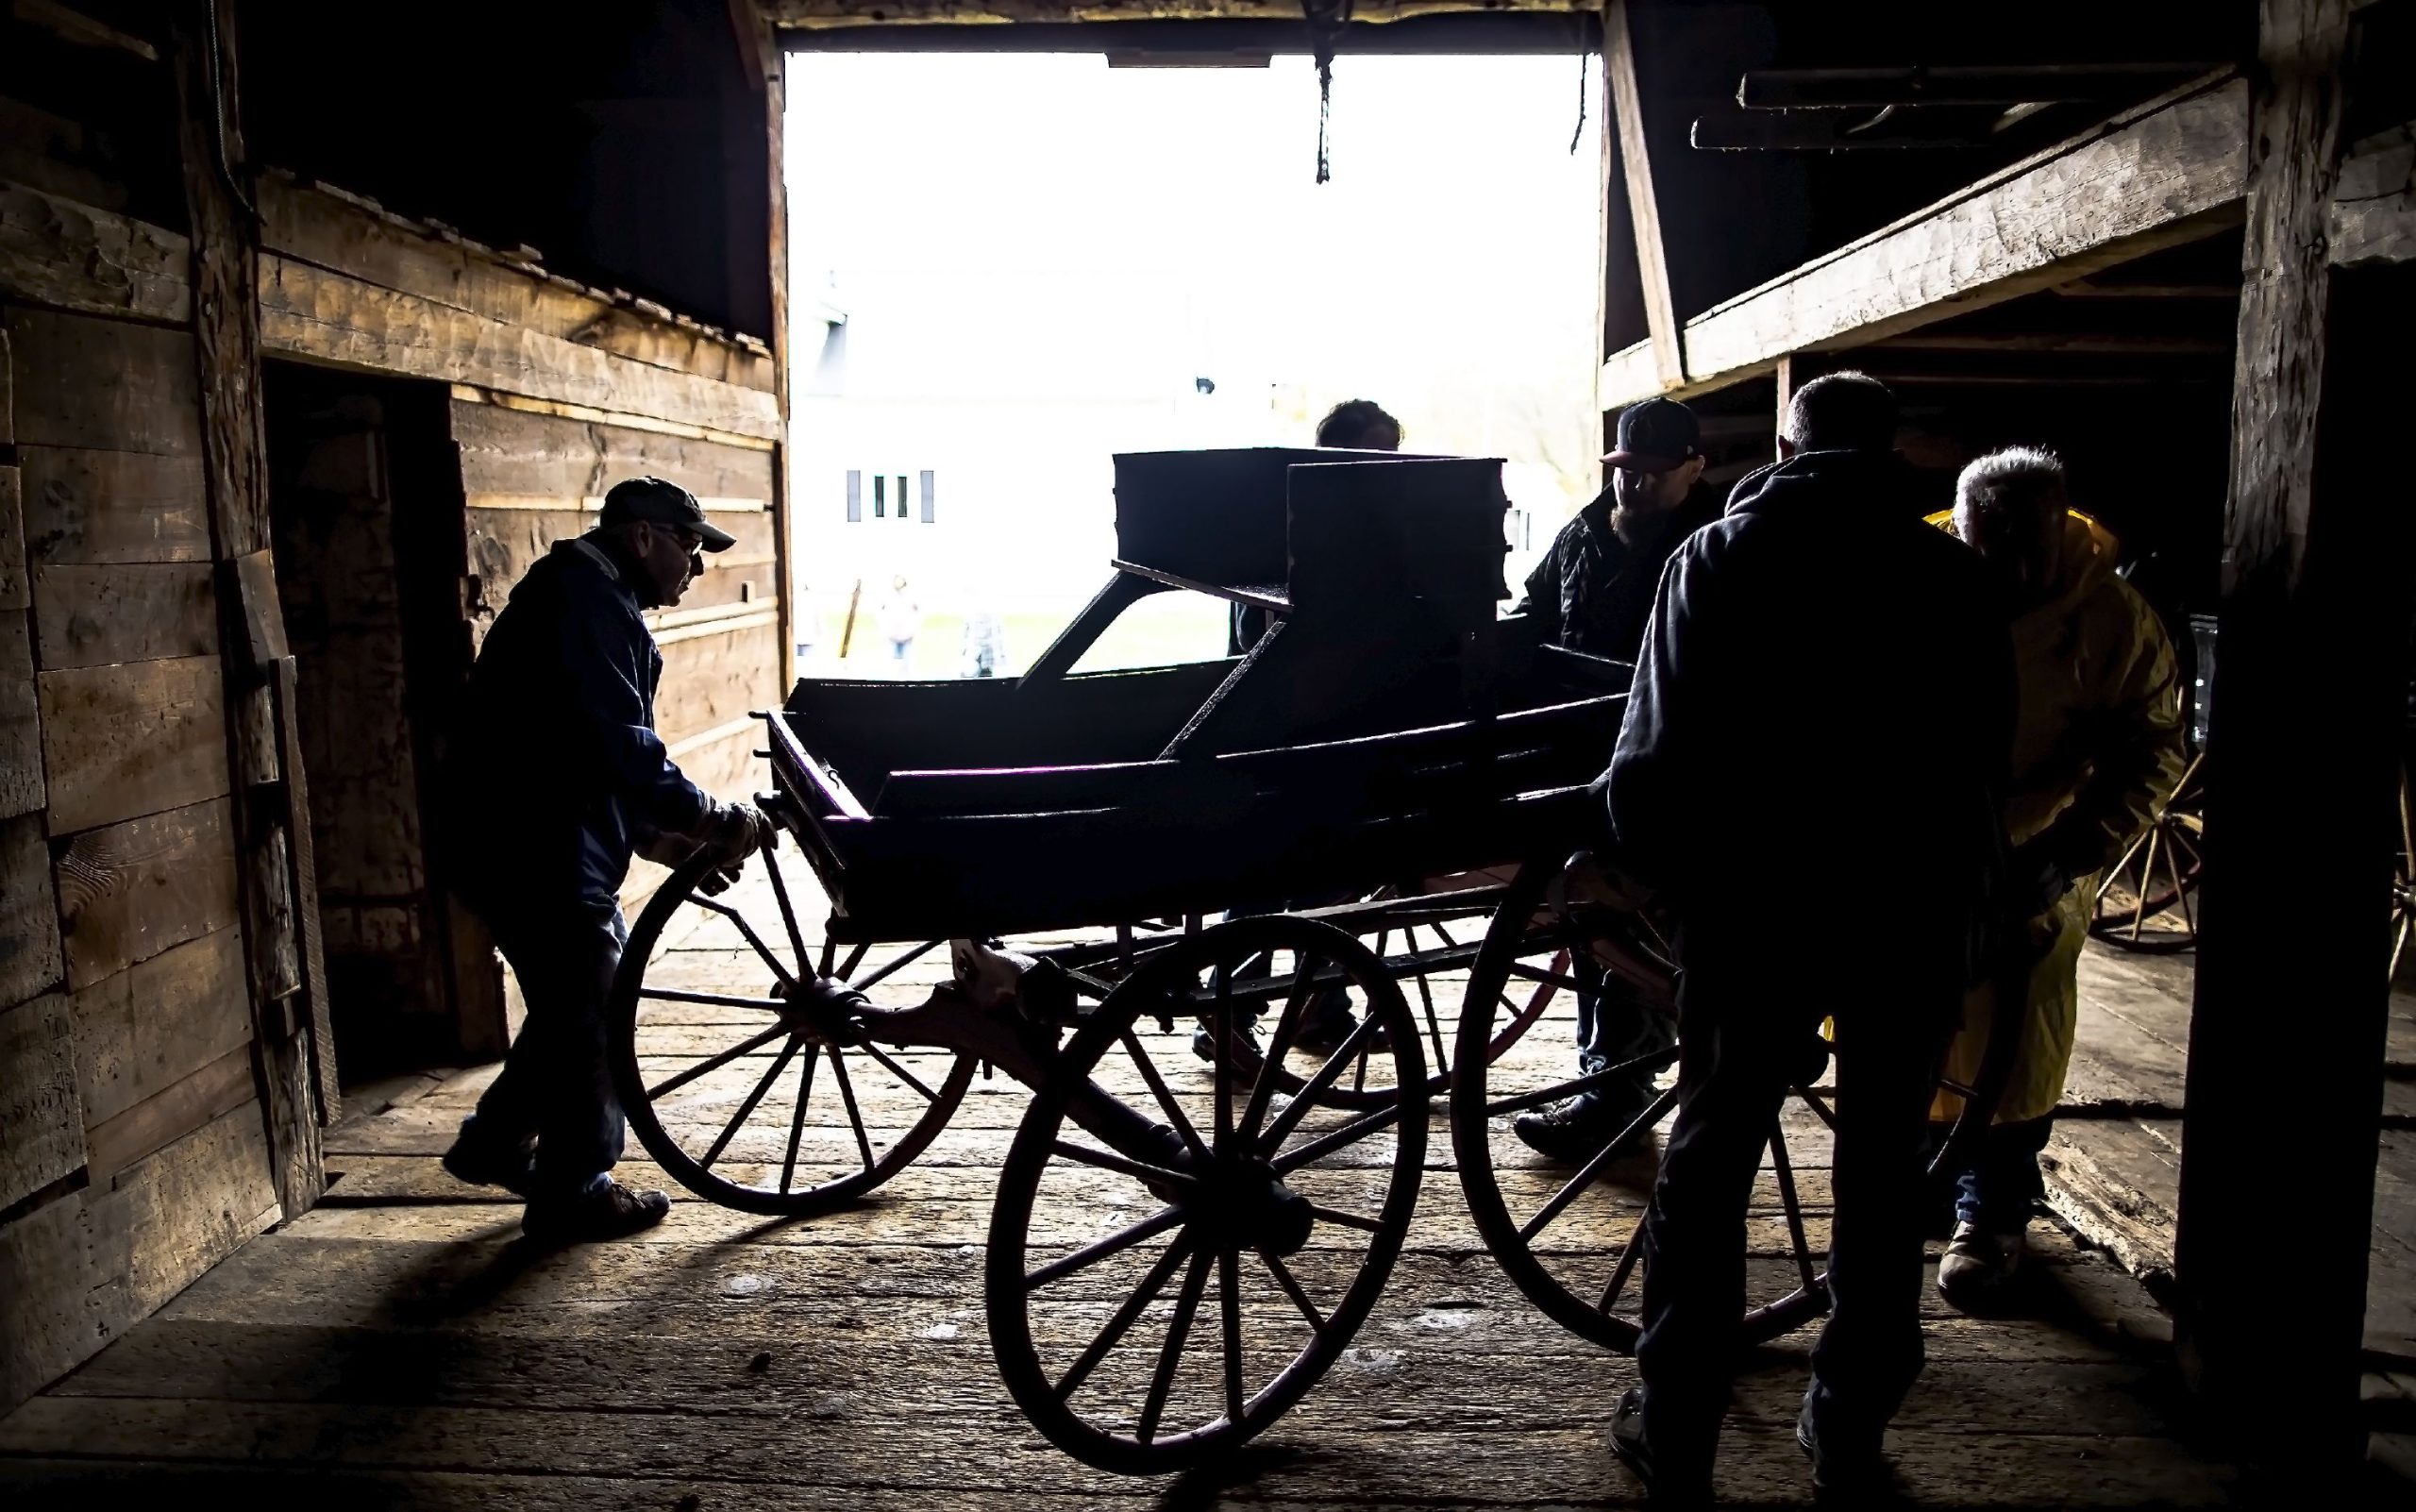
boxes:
[1602,374,2014,1497]
[1932,448,2185,1307]
[1510,396,1719,1164]
[878,573,921,674]
[438,477,778,1243]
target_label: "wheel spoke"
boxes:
[1596,1215,1647,1316]
[1050,1139,1198,1190]
[1120,1026,1210,1162]
[834,940,871,980]
[2127,826,2163,941]
[853,939,941,992]
[1270,1100,1404,1174]
[824,1044,877,1172]
[2164,823,2198,932]
[780,1044,818,1194]
[1218,1246,1246,1425]
[640,987,788,1011]
[1256,1010,1383,1156]
[699,1034,801,1169]
[684,896,799,988]
[1505,960,1589,995]
[1256,1249,1326,1335]
[1517,1084,1679,1244]
[1239,954,1319,1141]
[1306,1203,1384,1234]
[1053,1233,1193,1403]
[1769,1117,1820,1289]
[645,1022,789,1100]
[1482,1047,1681,1118]
[856,1040,939,1101]
[1211,972,1234,1151]
[1414,967,1446,1076]
[760,847,814,980]
[1135,1249,1214,1446]
[1024,1205,1185,1292]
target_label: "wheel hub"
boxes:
[1184,1157,1315,1257]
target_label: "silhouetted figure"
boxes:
[1602,374,2014,1497]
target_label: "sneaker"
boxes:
[1609,1387,1711,1504]
[1191,1020,1263,1084]
[522,1179,672,1245]
[442,1122,538,1197]
[1936,1220,2026,1311]
[1796,1394,1888,1498]
[1513,1092,1651,1165]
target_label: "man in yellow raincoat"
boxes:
[1933,447,2188,1306]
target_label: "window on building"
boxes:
[920,469,936,524]
[846,469,862,522]
[873,474,886,518]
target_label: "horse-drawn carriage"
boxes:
[605,446,2007,1472]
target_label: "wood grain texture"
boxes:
[260,258,781,442]
[0,611,42,818]
[29,561,217,669]
[69,925,250,1130]
[1603,0,1680,389]
[0,810,62,1005]
[54,797,240,990]
[0,464,25,610]
[0,990,82,1209]
[15,446,211,565]
[3,308,201,455]
[656,618,781,749]
[0,180,190,323]
[82,1043,256,1185]
[260,176,776,392]
[450,395,774,505]
[37,654,229,833]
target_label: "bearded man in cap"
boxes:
[1509,397,1719,1163]
[438,476,778,1243]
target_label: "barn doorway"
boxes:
[262,363,505,1084]
[783,30,1609,678]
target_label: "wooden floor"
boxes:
[0,873,2330,1509]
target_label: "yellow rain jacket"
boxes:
[1934,511,2188,1124]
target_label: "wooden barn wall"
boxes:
[0,14,304,1415]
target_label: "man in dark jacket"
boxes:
[1602,374,2014,1497]
[440,477,775,1244]
[1512,397,1719,1162]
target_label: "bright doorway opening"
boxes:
[785,47,1604,678]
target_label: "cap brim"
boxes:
[696,519,738,552]
[1602,449,1688,473]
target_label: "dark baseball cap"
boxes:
[599,476,735,551]
[1603,397,1703,473]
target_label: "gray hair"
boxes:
[1954,446,2067,541]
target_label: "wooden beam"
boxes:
[1736,62,2214,110]
[260,259,782,443]
[1771,352,1794,459]
[1691,110,1995,152]
[1602,71,2250,409]
[2173,0,2396,1478]
[0,181,189,323]
[767,0,1586,25]
[2330,123,2416,265]
[1602,0,1681,389]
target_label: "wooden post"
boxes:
[1603,0,1682,391]
[729,0,794,697]
[174,5,323,1218]
[1771,353,1795,459]
[2173,0,2396,1474]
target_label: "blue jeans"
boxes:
[468,900,631,1201]
[1574,956,1676,1109]
[1953,1115,2054,1233]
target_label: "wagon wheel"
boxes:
[608,841,977,1217]
[1213,879,1562,1112]
[2391,763,2416,983]
[2089,750,2206,954]
[988,916,1427,1473]
[1451,857,2012,1353]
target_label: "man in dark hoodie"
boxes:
[439,477,777,1244]
[1511,397,1720,1163]
[1601,374,2014,1497]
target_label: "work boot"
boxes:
[1191,1019,1262,1085]
[441,1118,538,1197]
[1513,1092,1651,1165]
[1609,1388,1711,1504]
[1290,989,1362,1052]
[522,1179,672,1245]
[1797,1393,1891,1500]
[1936,1220,2027,1311]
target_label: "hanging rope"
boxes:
[1569,11,1592,155]
[1302,0,1353,183]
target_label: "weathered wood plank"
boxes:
[0,464,25,610]
[656,619,781,749]
[2,308,200,454]
[36,654,229,833]
[462,505,774,626]
[54,796,240,990]
[2332,123,2416,267]
[0,810,62,1005]
[767,0,1587,23]
[15,445,211,565]
[0,1185,89,1410]
[0,180,190,323]
[0,612,41,818]
[82,1042,256,1185]
[260,176,777,392]
[260,258,782,442]
[1603,0,1679,389]
[0,990,82,1208]
[448,394,775,502]
[27,561,216,669]
[68,925,250,1129]
[1603,74,2252,406]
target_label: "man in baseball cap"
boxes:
[435,475,771,1243]
[1509,396,1718,1165]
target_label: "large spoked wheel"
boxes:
[608,841,976,1217]
[1451,859,1837,1352]
[1214,878,1560,1112]
[988,916,1427,1474]
[2089,750,2206,953]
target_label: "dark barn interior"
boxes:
[1,0,2412,1506]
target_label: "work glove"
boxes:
[694,799,779,896]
